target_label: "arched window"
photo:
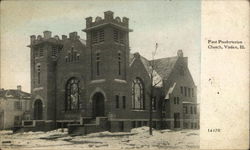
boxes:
[37,65,41,85]
[96,52,100,76]
[118,52,121,75]
[65,77,80,111]
[132,78,145,110]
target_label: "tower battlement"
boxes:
[30,31,81,45]
[30,31,61,44]
[84,11,129,31]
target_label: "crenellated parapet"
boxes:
[30,31,61,45]
[29,31,81,46]
[84,11,131,32]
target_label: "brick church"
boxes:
[26,11,199,133]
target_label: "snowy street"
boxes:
[0,127,199,150]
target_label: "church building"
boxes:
[25,11,199,134]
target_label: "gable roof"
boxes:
[0,89,32,100]
[129,53,179,81]
[151,57,178,80]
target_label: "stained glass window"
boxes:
[65,78,80,111]
[132,78,144,109]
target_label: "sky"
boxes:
[0,0,201,94]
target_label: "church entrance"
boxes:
[92,92,105,117]
[34,99,43,120]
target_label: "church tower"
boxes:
[83,11,132,81]
[29,31,62,120]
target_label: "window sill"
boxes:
[92,42,105,45]
[131,109,147,112]
[62,110,81,113]
[114,42,125,46]
[35,56,44,59]
[33,87,44,92]
[115,108,126,110]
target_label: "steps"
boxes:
[68,117,108,135]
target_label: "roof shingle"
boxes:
[129,52,179,80]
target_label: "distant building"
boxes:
[25,11,198,133]
[0,86,32,129]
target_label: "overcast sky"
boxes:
[0,0,201,94]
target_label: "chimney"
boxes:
[104,11,114,21]
[43,31,52,39]
[17,85,22,91]
[177,49,183,57]
[134,52,140,59]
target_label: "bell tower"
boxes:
[29,31,62,120]
[83,11,132,81]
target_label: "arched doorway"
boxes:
[34,99,43,120]
[92,92,105,117]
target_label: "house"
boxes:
[0,86,32,130]
[24,11,198,133]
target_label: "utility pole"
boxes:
[149,71,153,135]
[149,43,158,135]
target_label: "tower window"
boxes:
[92,29,105,44]
[132,78,145,110]
[113,29,125,44]
[113,30,119,42]
[118,52,121,75]
[52,46,57,57]
[99,30,104,42]
[37,65,41,85]
[39,48,43,57]
[92,31,98,44]
[65,77,80,111]
[96,53,100,76]
[119,32,125,44]
[192,88,194,97]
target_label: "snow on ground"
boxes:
[0,127,199,150]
